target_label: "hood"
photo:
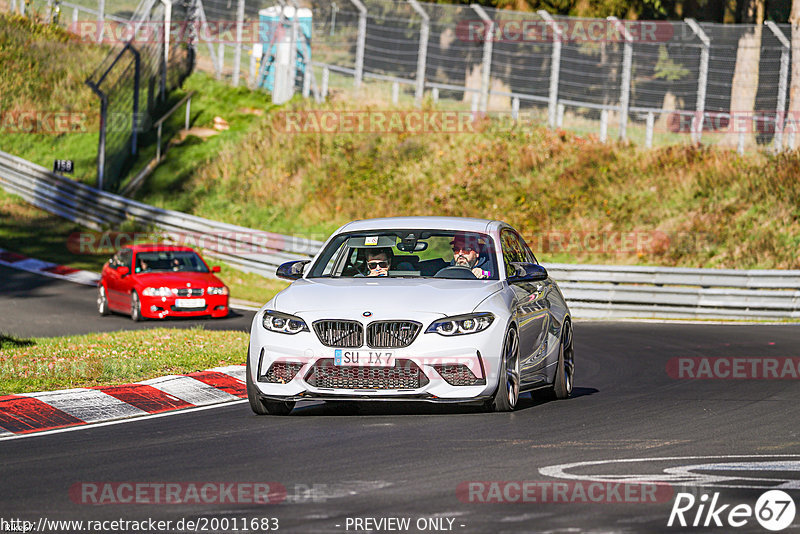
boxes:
[133,271,224,287]
[273,278,503,317]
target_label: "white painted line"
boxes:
[140,375,240,406]
[0,427,13,437]
[0,399,249,441]
[22,388,147,422]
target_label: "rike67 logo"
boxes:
[668,490,796,531]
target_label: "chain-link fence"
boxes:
[4,0,196,191]
[301,0,794,153]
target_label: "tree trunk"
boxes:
[788,0,800,148]
[723,0,764,148]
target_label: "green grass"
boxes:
[0,327,248,394]
[0,13,108,183]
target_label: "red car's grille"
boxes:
[261,362,304,383]
[432,364,485,386]
[175,288,204,297]
[305,359,428,390]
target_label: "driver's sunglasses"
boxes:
[452,246,475,254]
[367,260,389,269]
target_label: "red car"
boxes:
[97,244,229,321]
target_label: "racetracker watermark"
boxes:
[666,357,800,380]
[276,110,478,134]
[456,481,674,503]
[456,19,675,43]
[68,20,296,44]
[525,231,712,256]
[69,482,286,505]
[1,111,152,134]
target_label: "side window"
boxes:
[120,249,133,269]
[517,234,538,264]
[500,230,525,277]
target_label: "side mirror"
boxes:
[117,265,130,276]
[211,265,221,273]
[276,260,310,281]
[507,262,547,283]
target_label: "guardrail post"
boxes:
[217,42,225,81]
[72,6,78,24]
[511,96,519,120]
[349,0,367,90]
[288,0,300,94]
[685,19,709,145]
[302,68,311,97]
[232,0,244,86]
[470,4,494,113]
[392,81,399,105]
[765,21,790,152]
[431,87,438,103]
[538,10,562,129]
[608,16,632,141]
[11,0,17,15]
[408,0,429,107]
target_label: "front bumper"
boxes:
[248,312,505,402]
[139,294,229,319]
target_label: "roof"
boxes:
[126,244,198,253]
[337,216,504,234]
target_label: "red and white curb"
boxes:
[0,247,100,286]
[0,365,247,437]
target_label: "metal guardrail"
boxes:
[1,148,799,319]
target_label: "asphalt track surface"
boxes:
[2,267,800,533]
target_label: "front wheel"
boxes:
[246,352,295,416]
[130,291,142,322]
[550,320,574,399]
[488,327,520,412]
[97,286,110,316]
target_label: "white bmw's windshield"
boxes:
[307,230,498,280]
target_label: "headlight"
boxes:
[426,312,495,336]
[262,310,309,334]
[207,286,229,295]
[142,287,173,297]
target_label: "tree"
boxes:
[724,0,764,147]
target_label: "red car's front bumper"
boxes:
[139,294,229,319]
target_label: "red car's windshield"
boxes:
[134,251,209,274]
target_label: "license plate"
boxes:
[334,349,395,367]
[175,298,206,308]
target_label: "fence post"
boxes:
[321,66,329,99]
[556,103,564,128]
[408,0,429,107]
[645,111,654,148]
[349,0,367,90]
[130,45,141,156]
[431,87,438,103]
[87,81,108,190]
[511,96,519,120]
[765,21,790,152]
[538,10,562,129]
[608,16,632,141]
[11,0,17,15]
[302,67,311,97]
[685,19,709,145]
[72,6,78,24]
[470,4,494,113]
[160,0,172,100]
[392,81,399,105]
[288,0,300,94]
[195,0,219,80]
[600,108,608,142]
[232,0,244,87]
[96,0,105,42]
[185,95,191,129]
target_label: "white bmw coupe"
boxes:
[247,217,574,415]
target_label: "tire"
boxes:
[246,352,295,416]
[550,320,574,400]
[130,291,142,322]
[488,327,520,412]
[97,286,110,316]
